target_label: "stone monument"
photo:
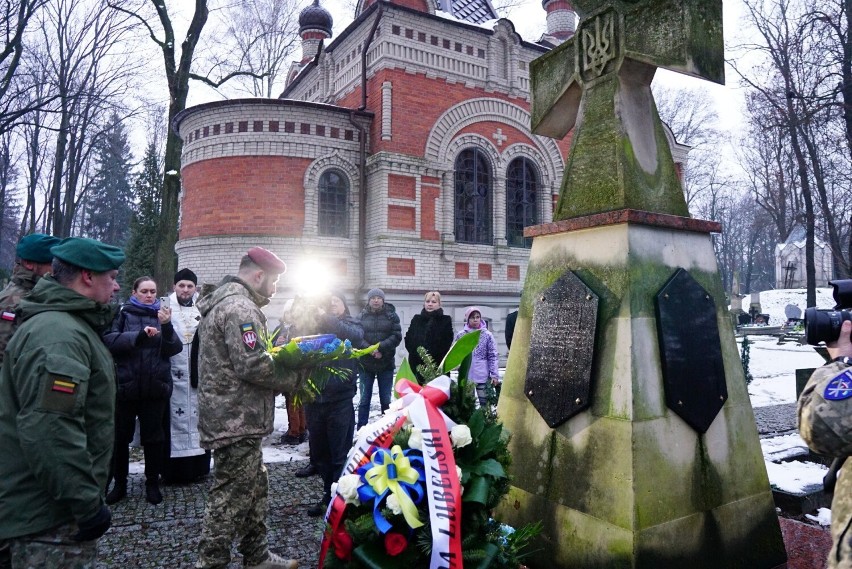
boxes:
[495,1,787,567]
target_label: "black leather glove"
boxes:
[72,505,111,542]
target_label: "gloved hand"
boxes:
[72,504,111,542]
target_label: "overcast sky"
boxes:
[178,0,753,169]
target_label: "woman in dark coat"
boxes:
[404,291,453,384]
[294,292,365,516]
[103,276,183,505]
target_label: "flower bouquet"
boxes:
[266,333,378,404]
[318,331,540,569]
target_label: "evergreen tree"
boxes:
[84,113,134,247]
[122,142,162,298]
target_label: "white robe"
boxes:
[168,292,204,458]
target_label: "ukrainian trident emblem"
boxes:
[581,11,616,79]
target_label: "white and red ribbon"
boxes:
[318,375,463,569]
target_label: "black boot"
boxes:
[145,480,163,505]
[307,493,331,517]
[143,442,165,505]
[106,480,127,505]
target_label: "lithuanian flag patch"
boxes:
[51,378,76,394]
[41,375,79,414]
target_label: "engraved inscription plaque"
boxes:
[655,268,727,434]
[525,271,599,428]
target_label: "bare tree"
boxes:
[34,0,138,237]
[0,0,50,135]
[737,89,801,244]
[733,0,821,305]
[107,0,284,287]
[213,0,301,98]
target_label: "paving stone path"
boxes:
[94,396,799,568]
[97,460,324,568]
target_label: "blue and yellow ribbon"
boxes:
[356,445,425,533]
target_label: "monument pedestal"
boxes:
[496,211,787,569]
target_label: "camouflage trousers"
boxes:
[0,522,97,569]
[196,437,269,569]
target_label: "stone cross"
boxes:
[492,128,508,146]
[530,0,724,220]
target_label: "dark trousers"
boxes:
[112,399,168,484]
[305,398,355,499]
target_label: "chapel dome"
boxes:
[299,0,333,36]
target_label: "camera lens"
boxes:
[805,307,852,345]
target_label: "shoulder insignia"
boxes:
[1,311,15,321]
[41,375,79,415]
[824,369,852,401]
[241,322,257,350]
[51,378,76,394]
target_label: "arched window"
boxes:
[318,170,349,237]
[454,149,492,244]
[506,157,539,248]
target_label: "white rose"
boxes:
[408,427,423,450]
[336,474,362,505]
[388,399,405,412]
[386,493,402,515]
[451,424,472,448]
[456,465,463,480]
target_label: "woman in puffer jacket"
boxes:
[103,276,182,506]
[454,306,499,407]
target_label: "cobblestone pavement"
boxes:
[93,391,799,568]
[97,459,325,568]
[754,402,798,437]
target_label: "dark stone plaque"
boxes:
[655,268,727,434]
[525,271,598,428]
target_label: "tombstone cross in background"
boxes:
[530,0,724,220]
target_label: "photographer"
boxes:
[798,318,852,568]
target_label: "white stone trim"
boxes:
[501,143,553,225]
[425,98,564,182]
[303,152,359,238]
[381,81,393,140]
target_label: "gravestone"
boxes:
[495,1,787,567]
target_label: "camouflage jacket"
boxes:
[0,264,42,364]
[798,361,852,568]
[196,276,303,449]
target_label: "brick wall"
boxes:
[387,257,416,276]
[181,156,311,239]
[387,204,416,230]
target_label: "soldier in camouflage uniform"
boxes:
[195,247,305,569]
[0,233,60,365]
[798,318,852,569]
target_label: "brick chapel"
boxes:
[173,0,689,363]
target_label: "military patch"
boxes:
[1,311,14,321]
[41,375,79,415]
[241,322,258,350]
[824,369,852,401]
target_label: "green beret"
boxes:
[50,237,125,272]
[16,233,61,263]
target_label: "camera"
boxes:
[804,280,852,345]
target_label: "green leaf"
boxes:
[467,410,485,439]
[469,458,506,478]
[462,475,491,505]
[396,358,416,382]
[474,424,502,458]
[474,542,500,569]
[457,353,473,381]
[352,542,407,569]
[441,331,480,372]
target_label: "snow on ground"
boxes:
[129,288,839,510]
[746,335,826,407]
[749,287,835,326]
